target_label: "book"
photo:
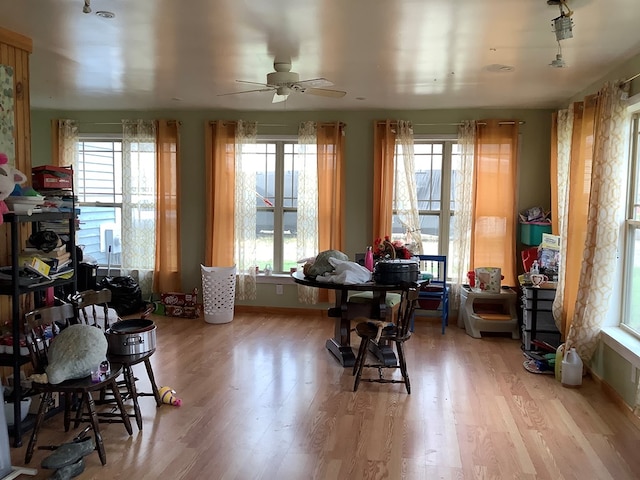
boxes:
[22,257,51,277]
[22,244,69,259]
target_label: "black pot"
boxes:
[373,259,419,285]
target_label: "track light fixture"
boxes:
[550,0,574,41]
[82,0,91,14]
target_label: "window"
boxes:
[391,138,460,256]
[75,135,156,269]
[75,137,123,266]
[242,138,304,273]
[622,115,640,336]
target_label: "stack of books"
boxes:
[20,242,74,280]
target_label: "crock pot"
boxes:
[373,259,419,285]
[105,319,156,356]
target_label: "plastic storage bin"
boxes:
[520,222,552,246]
[201,265,236,324]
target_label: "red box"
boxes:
[161,289,198,307]
[164,304,202,319]
[32,165,73,190]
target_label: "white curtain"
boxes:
[552,106,574,331]
[234,120,258,300]
[451,121,475,309]
[121,120,156,295]
[394,121,422,252]
[566,82,631,360]
[297,121,320,303]
[57,120,78,168]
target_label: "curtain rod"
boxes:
[76,120,182,125]
[207,121,347,127]
[622,72,640,84]
[377,120,525,126]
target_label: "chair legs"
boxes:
[353,337,411,394]
[353,337,370,392]
[395,341,411,394]
[142,358,162,407]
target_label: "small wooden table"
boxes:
[291,271,410,367]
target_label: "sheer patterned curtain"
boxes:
[51,119,78,168]
[297,121,319,304]
[154,120,182,293]
[394,121,422,251]
[551,106,574,335]
[450,121,475,309]
[121,120,156,295]
[234,121,258,300]
[565,82,631,360]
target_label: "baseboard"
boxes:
[588,367,640,431]
[234,305,327,317]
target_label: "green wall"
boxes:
[30,108,553,306]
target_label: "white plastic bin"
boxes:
[201,265,236,324]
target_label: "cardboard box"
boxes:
[161,289,198,307]
[32,165,73,190]
[164,304,202,319]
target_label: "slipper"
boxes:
[41,437,95,470]
[47,457,85,480]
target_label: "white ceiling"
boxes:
[1,0,640,111]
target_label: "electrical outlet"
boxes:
[276,284,283,295]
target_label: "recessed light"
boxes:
[96,10,115,19]
[355,97,366,101]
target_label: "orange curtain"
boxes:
[153,120,182,292]
[562,98,596,337]
[204,121,236,267]
[317,122,346,252]
[471,120,519,286]
[372,120,397,241]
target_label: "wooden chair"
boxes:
[23,303,132,466]
[71,288,118,331]
[71,289,162,431]
[352,285,419,394]
[415,255,449,334]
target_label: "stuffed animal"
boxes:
[0,152,28,225]
[158,386,182,406]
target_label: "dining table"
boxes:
[291,270,415,368]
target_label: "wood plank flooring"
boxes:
[8,311,640,479]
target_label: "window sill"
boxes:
[601,326,640,369]
[256,273,295,285]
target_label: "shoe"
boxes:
[41,437,95,470]
[47,458,85,480]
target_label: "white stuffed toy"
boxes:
[0,152,28,224]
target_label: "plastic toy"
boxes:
[159,386,182,406]
[0,152,28,225]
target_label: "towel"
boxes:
[315,257,372,285]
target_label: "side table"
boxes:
[459,285,519,339]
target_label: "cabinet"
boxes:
[520,284,561,351]
[0,207,76,447]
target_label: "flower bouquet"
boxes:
[373,236,414,260]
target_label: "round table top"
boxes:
[291,270,416,292]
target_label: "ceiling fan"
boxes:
[218,60,347,103]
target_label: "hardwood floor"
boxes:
[9,311,640,479]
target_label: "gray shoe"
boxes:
[41,437,95,470]
[47,458,85,480]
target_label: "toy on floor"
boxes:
[159,386,182,406]
[0,152,28,224]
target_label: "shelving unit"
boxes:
[520,284,561,351]
[1,177,77,447]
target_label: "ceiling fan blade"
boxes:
[217,87,274,97]
[295,77,334,88]
[272,92,289,103]
[236,80,272,87]
[305,87,346,98]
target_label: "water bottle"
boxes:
[364,246,374,272]
[561,347,583,387]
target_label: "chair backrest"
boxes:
[24,303,76,373]
[71,288,117,330]
[396,285,420,338]
[418,255,447,285]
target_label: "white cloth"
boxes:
[315,257,372,285]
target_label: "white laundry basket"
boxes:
[201,265,237,324]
